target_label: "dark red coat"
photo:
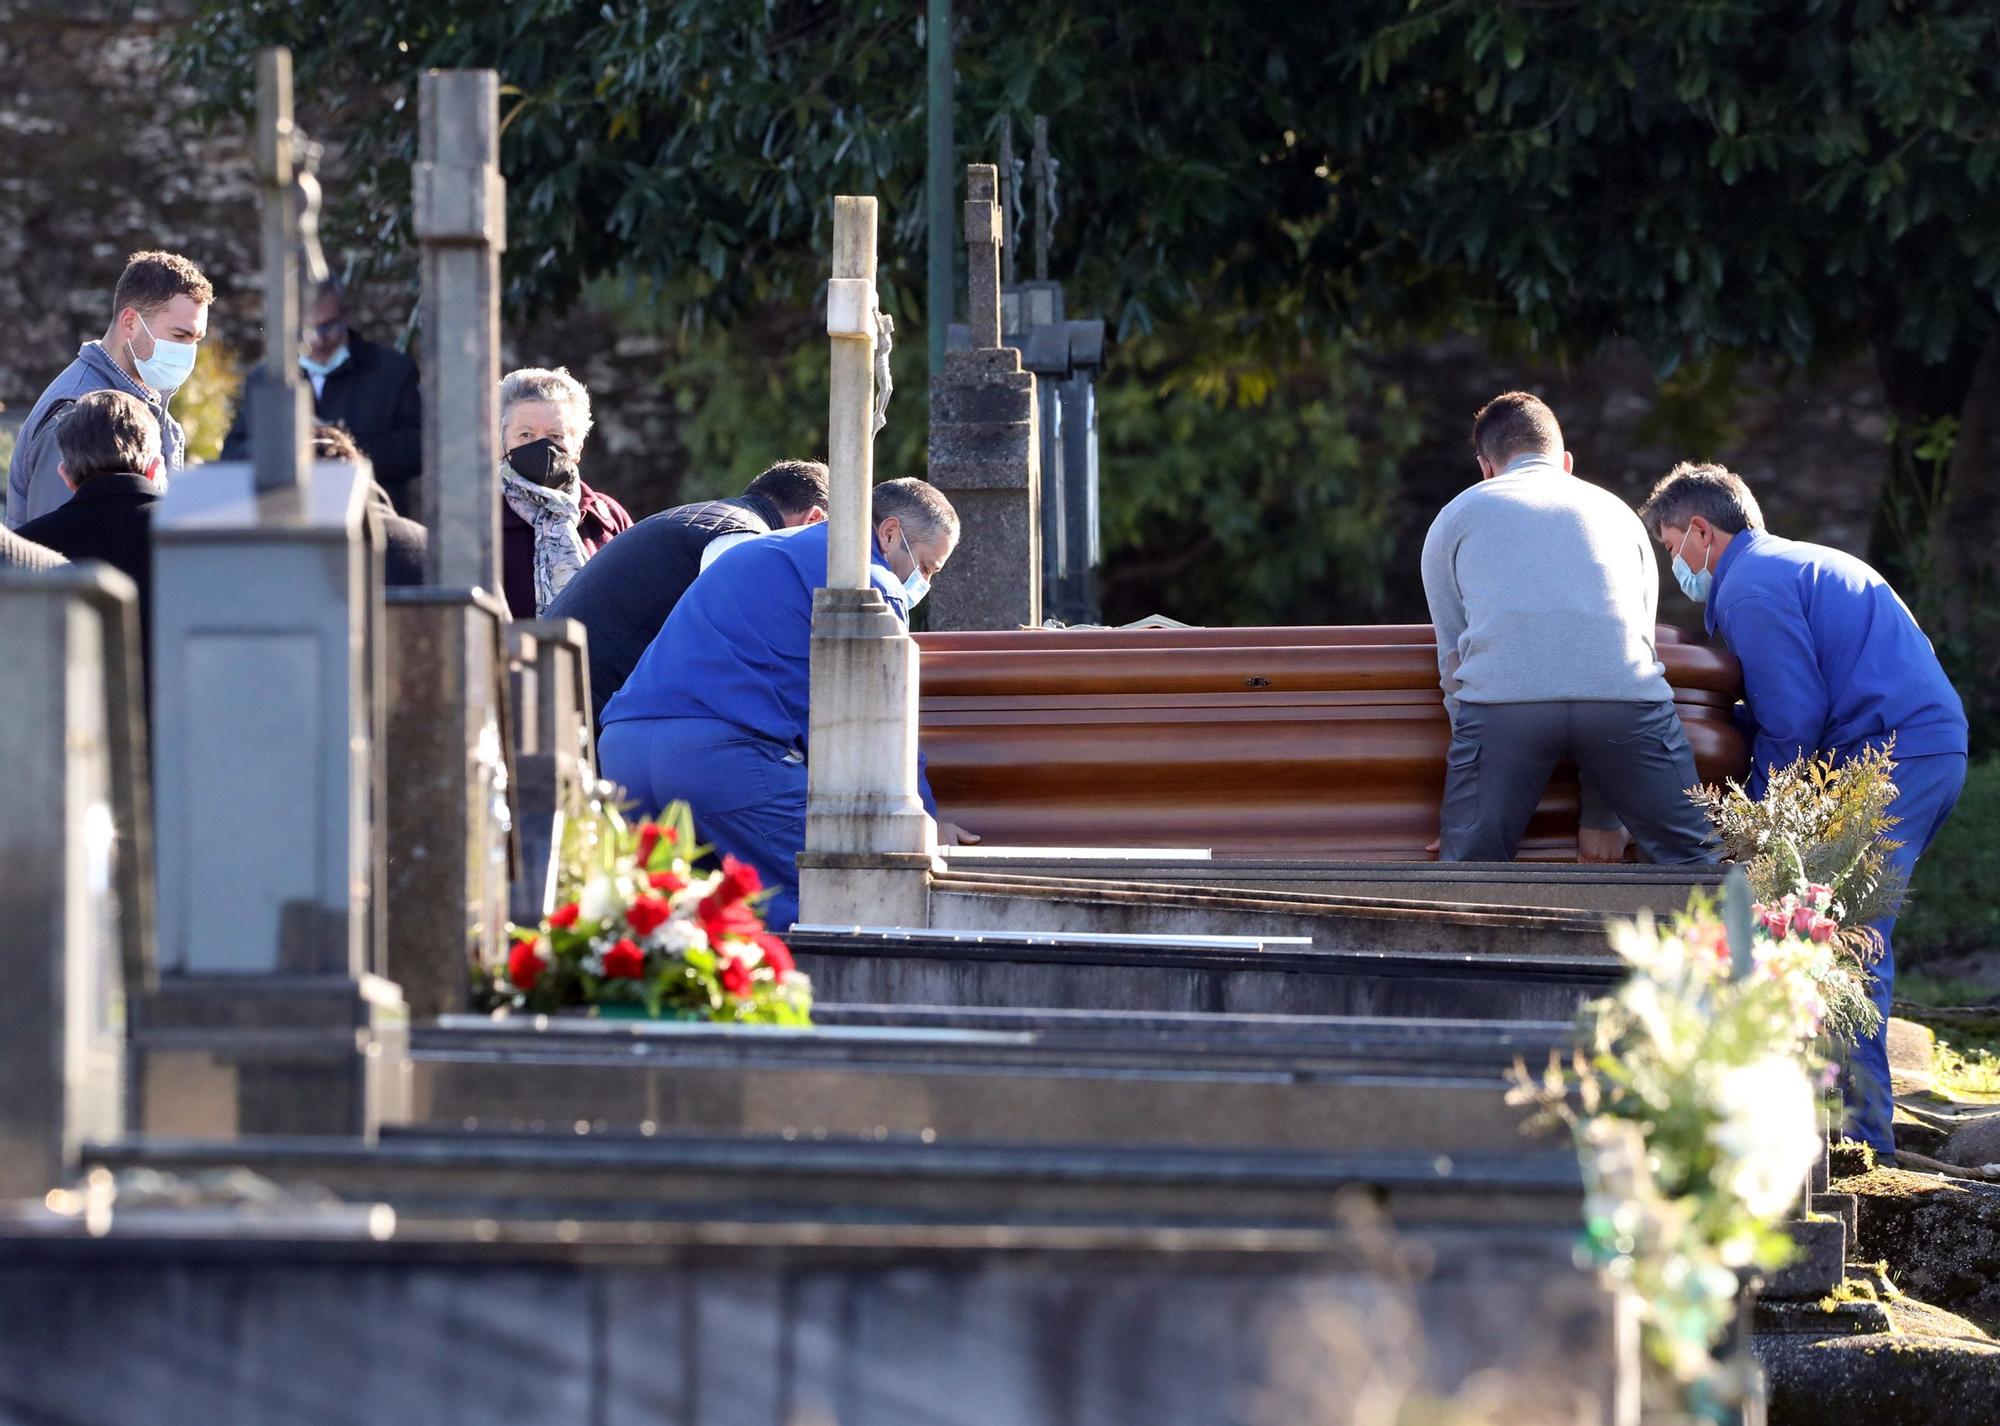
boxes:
[501,480,633,618]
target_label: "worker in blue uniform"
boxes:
[598,477,969,929]
[1640,463,1968,1161]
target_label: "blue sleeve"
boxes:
[917,749,939,817]
[1723,594,1830,795]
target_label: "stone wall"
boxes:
[0,4,257,457]
[1378,335,1888,629]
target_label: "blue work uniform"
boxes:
[597,521,936,930]
[1706,528,1968,1155]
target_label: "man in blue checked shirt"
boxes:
[598,477,973,930]
[1639,462,1968,1160]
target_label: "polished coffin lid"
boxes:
[914,623,1745,861]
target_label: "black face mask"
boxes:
[505,437,578,488]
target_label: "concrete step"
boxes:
[410,1012,1569,1154]
[786,926,1622,1021]
[85,1134,1588,1233]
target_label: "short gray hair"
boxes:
[56,389,160,482]
[1637,462,1766,538]
[872,477,959,546]
[499,366,593,447]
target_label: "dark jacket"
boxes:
[15,472,160,637]
[221,334,424,506]
[7,343,185,528]
[544,494,785,723]
[367,482,428,587]
[602,521,937,814]
[502,480,633,620]
[0,526,68,571]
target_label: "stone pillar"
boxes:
[507,618,592,922]
[137,49,405,1142]
[797,196,934,929]
[926,164,1041,631]
[384,588,515,1018]
[1000,284,1105,627]
[417,68,504,588]
[381,68,515,1018]
[0,567,149,1197]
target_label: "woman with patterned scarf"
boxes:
[496,366,633,617]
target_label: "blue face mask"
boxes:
[897,530,930,608]
[299,346,350,379]
[132,313,198,394]
[1673,526,1713,603]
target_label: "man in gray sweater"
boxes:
[1419,391,1716,865]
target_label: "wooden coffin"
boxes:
[913,624,1747,861]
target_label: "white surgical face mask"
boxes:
[1673,526,1713,604]
[132,313,198,394]
[898,531,930,608]
[299,346,350,379]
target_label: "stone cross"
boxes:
[965,165,1003,350]
[924,163,1042,632]
[824,195,880,593]
[141,47,405,1139]
[416,69,506,593]
[384,69,517,1021]
[799,195,935,929]
[247,48,326,495]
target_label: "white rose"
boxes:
[579,874,626,927]
[1709,1055,1821,1220]
[656,919,709,955]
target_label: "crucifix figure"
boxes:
[1032,116,1057,283]
[247,48,329,494]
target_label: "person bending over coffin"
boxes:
[1419,390,1719,867]
[598,477,971,930]
[542,459,830,728]
[1639,462,1966,1161]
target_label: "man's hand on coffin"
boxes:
[1577,825,1633,864]
[937,821,981,847]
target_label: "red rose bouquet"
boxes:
[481,788,811,1024]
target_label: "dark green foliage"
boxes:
[174,3,2000,362]
[168,1,2000,639]
[1094,325,1421,625]
[1898,756,2000,970]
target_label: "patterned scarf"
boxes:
[500,461,590,614]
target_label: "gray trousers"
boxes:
[1439,700,1719,866]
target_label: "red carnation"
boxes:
[718,955,753,997]
[755,932,795,976]
[699,894,762,947]
[649,870,687,894]
[713,854,764,907]
[602,938,647,980]
[635,823,665,867]
[625,895,674,937]
[547,901,581,930]
[507,937,548,991]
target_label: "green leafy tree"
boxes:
[171,1,2000,648]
